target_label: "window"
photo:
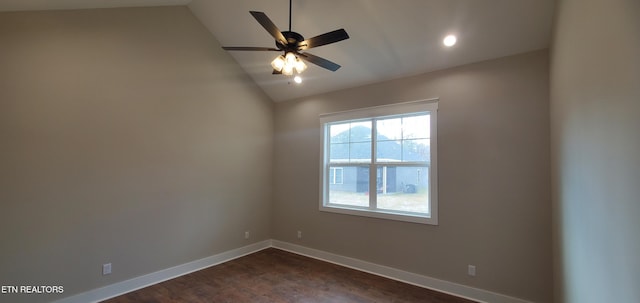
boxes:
[329,167,344,184]
[319,99,438,225]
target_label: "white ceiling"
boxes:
[0,0,556,102]
[0,0,190,11]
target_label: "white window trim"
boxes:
[319,99,439,225]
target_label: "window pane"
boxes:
[329,143,349,162]
[329,121,372,163]
[329,166,369,207]
[349,142,371,163]
[376,140,401,162]
[376,118,402,141]
[402,114,430,139]
[330,123,351,143]
[402,139,430,162]
[376,114,430,163]
[377,165,429,214]
[349,121,372,142]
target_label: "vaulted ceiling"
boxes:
[0,0,556,102]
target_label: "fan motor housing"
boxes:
[277,31,305,50]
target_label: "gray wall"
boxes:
[551,0,640,302]
[0,7,273,303]
[273,50,552,302]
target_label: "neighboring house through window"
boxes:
[319,99,438,225]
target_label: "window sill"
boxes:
[320,204,438,225]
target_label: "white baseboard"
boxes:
[52,240,271,303]
[271,240,533,303]
[53,239,532,303]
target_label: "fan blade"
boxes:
[298,52,341,72]
[297,29,349,50]
[222,46,280,51]
[272,69,283,75]
[250,11,288,46]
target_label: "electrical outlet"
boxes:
[102,263,112,275]
[244,231,250,239]
[297,231,302,239]
[468,265,476,276]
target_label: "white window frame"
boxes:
[319,99,438,225]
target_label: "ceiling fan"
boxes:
[221,0,349,77]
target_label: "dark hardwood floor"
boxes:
[102,248,477,303]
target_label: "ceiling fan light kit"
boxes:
[271,52,307,76]
[221,0,349,80]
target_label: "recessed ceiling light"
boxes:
[443,35,457,47]
[293,76,302,84]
